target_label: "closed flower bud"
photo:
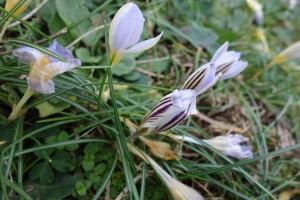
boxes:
[13,40,81,94]
[109,2,163,65]
[272,41,300,64]
[140,89,197,135]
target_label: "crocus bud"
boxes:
[13,40,81,94]
[140,89,197,135]
[5,0,32,16]
[128,144,204,200]
[181,63,221,95]
[211,42,248,80]
[173,134,253,160]
[109,2,163,65]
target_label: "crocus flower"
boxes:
[211,42,248,80]
[13,40,81,94]
[5,0,32,16]
[109,2,163,65]
[172,133,253,160]
[140,90,197,134]
[139,89,197,135]
[181,62,221,95]
[128,144,204,200]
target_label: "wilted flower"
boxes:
[181,62,221,95]
[5,0,32,16]
[139,136,180,160]
[13,40,81,94]
[172,133,253,160]
[128,144,204,200]
[211,42,248,80]
[109,2,163,65]
[246,0,264,26]
[139,89,197,135]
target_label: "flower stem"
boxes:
[0,18,13,42]
[8,87,35,120]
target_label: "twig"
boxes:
[195,111,244,133]
[8,0,48,28]
[67,25,105,48]
[105,179,111,200]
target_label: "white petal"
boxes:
[123,32,163,54]
[211,42,229,62]
[27,77,55,94]
[220,61,248,80]
[215,51,241,68]
[109,3,145,52]
[13,47,44,62]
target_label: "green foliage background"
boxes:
[0,0,300,199]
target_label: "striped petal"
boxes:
[220,61,248,80]
[140,89,196,135]
[182,63,219,95]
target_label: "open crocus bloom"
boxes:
[13,40,81,94]
[5,0,32,16]
[128,144,204,200]
[173,133,253,160]
[109,2,163,65]
[140,89,197,135]
[181,63,221,95]
[211,42,248,80]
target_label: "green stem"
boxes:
[8,87,35,120]
[0,17,12,42]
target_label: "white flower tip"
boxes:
[123,31,163,54]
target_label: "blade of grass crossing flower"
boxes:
[195,143,300,176]
[0,6,52,41]
[92,153,118,200]
[0,0,28,26]
[8,39,65,62]
[176,129,276,199]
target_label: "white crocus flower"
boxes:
[109,2,163,65]
[140,89,197,135]
[128,144,204,200]
[13,40,81,94]
[211,42,248,80]
[173,133,253,160]
[181,62,221,95]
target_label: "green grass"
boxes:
[1,0,300,199]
